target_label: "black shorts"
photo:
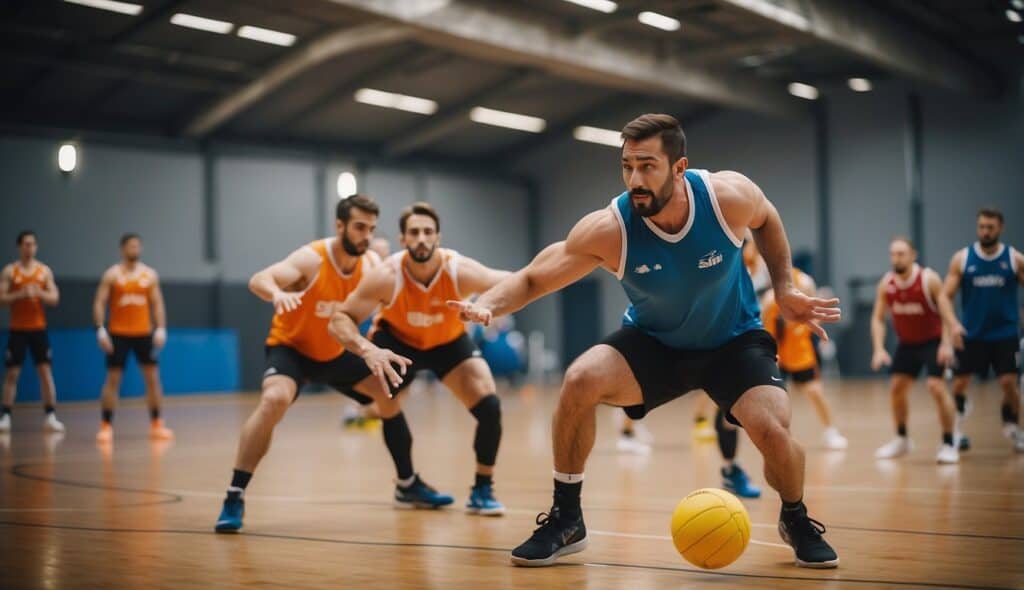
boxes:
[955,338,1020,377]
[781,365,819,384]
[5,330,51,367]
[264,345,374,403]
[107,334,158,368]
[371,322,481,395]
[891,339,944,378]
[602,327,783,426]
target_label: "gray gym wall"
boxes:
[0,135,532,389]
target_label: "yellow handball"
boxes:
[670,487,751,569]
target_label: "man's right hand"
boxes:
[363,345,413,393]
[870,349,892,372]
[272,291,304,315]
[447,300,493,326]
[97,326,114,354]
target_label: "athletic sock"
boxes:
[150,407,160,421]
[44,405,55,415]
[897,424,907,437]
[942,432,954,446]
[475,473,493,489]
[954,394,967,415]
[1001,403,1018,425]
[553,471,583,520]
[228,469,252,497]
[101,409,113,424]
[382,413,415,480]
[1,405,11,417]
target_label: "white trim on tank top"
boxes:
[921,267,938,313]
[972,242,1005,261]
[608,199,628,280]
[700,169,743,248]
[640,176,696,243]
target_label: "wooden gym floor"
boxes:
[1,377,1022,589]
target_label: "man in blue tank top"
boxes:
[450,114,841,569]
[943,207,1024,454]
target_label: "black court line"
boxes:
[0,521,1011,590]
[10,461,1024,544]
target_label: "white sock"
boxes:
[553,470,584,484]
[396,474,416,488]
[227,486,244,496]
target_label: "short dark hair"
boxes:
[16,230,35,245]
[399,202,440,234]
[337,193,380,222]
[620,113,687,164]
[120,233,140,246]
[977,207,1003,224]
[891,235,915,250]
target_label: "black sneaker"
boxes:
[778,504,839,568]
[510,506,588,567]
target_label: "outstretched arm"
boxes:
[454,256,511,297]
[716,171,841,339]
[449,209,617,325]
[249,245,321,314]
[328,266,411,391]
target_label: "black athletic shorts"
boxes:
[5,330,51,367]
[263,345,374,403]
[780,365,819,384]
[602,327,783,426]
[371,321,481,395]
[891,338,944,378]
[107,334,158,368]
[954,338,1020,377]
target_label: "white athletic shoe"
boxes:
[44,413,65,433]
[875,436,912,459]
[823,427,848,450]
[616,435,651,455]
[632,423,654,444]
[1001,423,1019,440]
[0,414,9,432]
[935,444,959,464]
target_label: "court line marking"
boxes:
[589,529,790,550]
[7,461,1024,541]
[0,520,1013,590]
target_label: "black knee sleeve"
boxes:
[382,412,414,480]
[470,394,502,467]
[715,408,738,460]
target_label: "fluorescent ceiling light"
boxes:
[337,172,357,198]
[354,88,438,115]
[637,11,681,31]
[1013,0,1023,10]
[170,13,233,34]
[573,125,622,147]
[63,0,142,15]
[728,0,809,31]
[469,107,546,133]
[561,0,617,13]
[787,82,819,100]
[847,77,872,92]
[1007,9,1022,22]
[237,25,296,47]
[58,144,77,173]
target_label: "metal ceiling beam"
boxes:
[183,22,413,137]
[716,0,997,96]
[384,69,534,157]
[327,0,803,118]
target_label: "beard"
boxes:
[892,262,909,274]
[341,231,368,256]
[629,173,675,217]
[125,253,140,263]
[979,234,999,248]
[407,243,435,263]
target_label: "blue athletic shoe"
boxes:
[722,464,762,498]
[215,493,244,533]
[394,475,454,509]
[466,484,506,516]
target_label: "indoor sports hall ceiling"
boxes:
[1,0,1021,164]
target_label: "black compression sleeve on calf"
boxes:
[382,412,415,480]
[716,409,738,460]
[470,394,502,467]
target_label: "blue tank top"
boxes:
[960,242,1020,341]
[613,169,762,350]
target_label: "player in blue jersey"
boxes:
[943,207,1024,453]
[450,114,841,569]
